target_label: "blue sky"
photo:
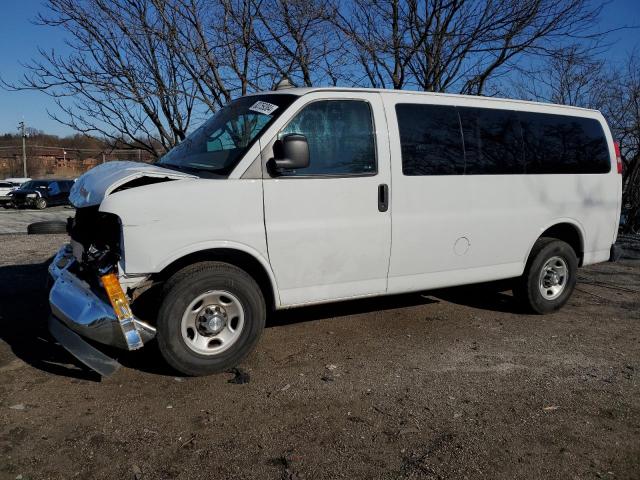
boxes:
[0,0,639,137]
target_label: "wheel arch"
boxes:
[153,245,280,310]
[524,219,585,267]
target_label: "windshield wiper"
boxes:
[157,162,189,173]
[158,162,224,178]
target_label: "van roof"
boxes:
[251,86,601,114]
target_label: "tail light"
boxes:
[614,141,623,174]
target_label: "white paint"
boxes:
[70,87,620,309]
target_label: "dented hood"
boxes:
[70,161,196,208]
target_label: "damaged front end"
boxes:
[48,207,156,375]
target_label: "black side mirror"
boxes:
[273,134,310,170]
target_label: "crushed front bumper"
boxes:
[48,244,156,373]
[11,196,36,207]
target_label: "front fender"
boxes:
[153,240,281,306]
[99,177,275,297]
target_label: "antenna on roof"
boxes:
[275,78,294,90]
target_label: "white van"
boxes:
[47,87,622,376]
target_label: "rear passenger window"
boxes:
[519,112,610,174]
[396,103,610,176]
[48,182,60,195]
[396,104,464,175]
[459,107,524,174]
[279,100,376,176]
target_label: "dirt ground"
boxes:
[0,234,639,480]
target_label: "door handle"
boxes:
[378,184,389,212]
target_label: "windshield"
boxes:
[20,181,48,190]
[157,94,297,176]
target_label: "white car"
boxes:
[47,87,622,376]
[0,181,14,197]
[0,178,31,205]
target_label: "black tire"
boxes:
[35,197,48,209]
[156,261,266,376]
[27,220,67,235]
[513,237,578,314]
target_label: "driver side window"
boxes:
[278,100,377,176]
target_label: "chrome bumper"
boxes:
[48,244,156,351]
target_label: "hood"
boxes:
[70,161,197,208]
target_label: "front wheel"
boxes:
[513,238,578,314]
[156,261,266,376]
[35,197,47,209]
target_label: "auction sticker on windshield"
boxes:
[249,101,279,115]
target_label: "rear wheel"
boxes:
[156,262,266,376]
[514,238,578,314]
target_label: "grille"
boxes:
[68,206,122,258]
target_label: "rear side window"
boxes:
[459,107,524,174]
[48,182,61,195]
[279,100,376,176]
[396,103,610,176]
[396,104,464,175]
[519,112,610,174]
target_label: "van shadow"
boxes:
[0,260,520,380]
[429,281,523,314]
[0,259,101,381]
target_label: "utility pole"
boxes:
[17,121,27,178]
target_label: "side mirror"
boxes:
[273,134,310,170]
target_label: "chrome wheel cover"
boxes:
[538,256,568,300]
[181,290,245,355]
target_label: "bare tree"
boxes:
[332,0,602,94]
[159,0,267,112]
[2,0,201,156]
[2,0,346,155]
[606,55,640,233]
[252,0,344,87]
[512,44,612,108]
[330,0,413,88]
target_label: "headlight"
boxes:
[27,193,37,198]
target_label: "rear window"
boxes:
[519,112,610,174]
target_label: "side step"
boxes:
[48,316,121,377]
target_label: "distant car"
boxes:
[0,181,15,197]
[0,179,31,207]
[9,179,75,209]
[4,177,32,186]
